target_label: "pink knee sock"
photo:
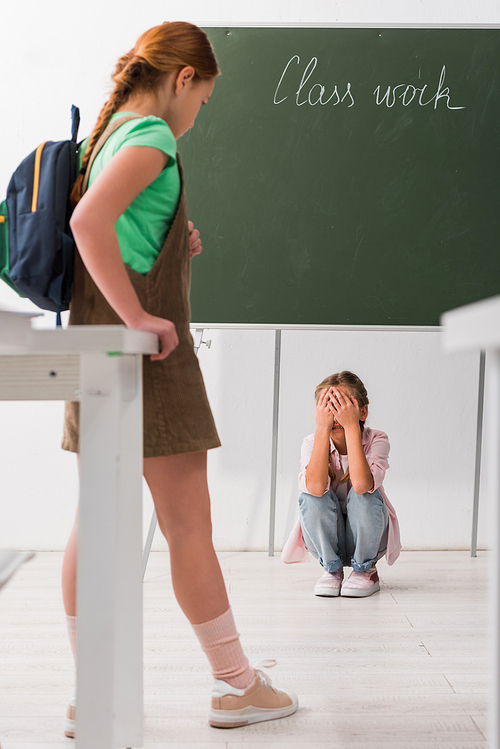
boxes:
[191,607,254,689]
[67,609,254,689]
[66,614,77,668]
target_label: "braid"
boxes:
[70,53,141,207]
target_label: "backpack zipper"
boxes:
[32,142,47,212]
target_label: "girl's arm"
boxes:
[304,388,334,496]
[70,146,178,361]
[330,388,374,494]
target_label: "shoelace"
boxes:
[253,659,283,694]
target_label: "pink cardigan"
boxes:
[281,427,401,566]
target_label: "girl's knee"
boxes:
[299,491,338,519]
[347,487,384,505]
[299,491,322,506]
[299,489,338,505]
[156,504,213,544]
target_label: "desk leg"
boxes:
[268,329,281,557]
[471,350,486,556]
[76,352,143,749]
[487,350,500,749]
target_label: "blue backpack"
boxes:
[0,109,140,325]
[0,106,81,325]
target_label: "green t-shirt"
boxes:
[85,113,180,275]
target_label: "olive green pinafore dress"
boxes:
[62,155,220,458]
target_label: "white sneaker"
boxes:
[64,687,76,738]
[209,660,298,728]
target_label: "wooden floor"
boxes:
[0,550,489,748]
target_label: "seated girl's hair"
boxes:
[315,371,369,484]
[71,22,220,206]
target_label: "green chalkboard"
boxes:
[181,27,500,326]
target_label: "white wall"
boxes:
[0,0,498,551]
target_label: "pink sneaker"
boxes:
[314,568,343,597]
[341,567,380,597]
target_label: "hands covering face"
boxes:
[315,386,361,431]
[314,387,335,430]
[328,387,361,430]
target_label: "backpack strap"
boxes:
[71,105,81,143]
[81,114,143,194]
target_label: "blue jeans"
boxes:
[298,488,389,573]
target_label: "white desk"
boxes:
[442,295,500,749]
[0,311,157,749]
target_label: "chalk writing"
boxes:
[373,65,465,110]
[273,57,465,111]
[274,56,355,107]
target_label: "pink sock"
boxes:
[191,607,254,689]
[66,614,77,668]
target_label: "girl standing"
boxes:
[61,22,297,736]
[282,371,400,596]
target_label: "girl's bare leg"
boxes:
[62,508,78,617]
[143,450,229,623]
[61,450,250,686]
[61,451,228,621]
